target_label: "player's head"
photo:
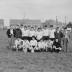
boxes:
[40,39,43,42]
[50,25,53,29]
[31,27,34,30]
[37,27,42,31]
[10,26,13,29]
[56,27,59,31]
[24,26,27,30]
[20,24,23,28]
[44,25,47,29]
[56,39,58,42]
[32,36,36,40]
[16,25,20,29]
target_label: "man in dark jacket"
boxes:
[6,26,15,49]
[14,27,22,39]
[54,27,64,48]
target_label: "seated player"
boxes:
[30,36,37,53]
[18,39,24,51]
[17,38,30,53]
[53,39,62,53]
[38,40,47,52]
[21,40,30,53]
[37,40,44,52]
[13,38,22,51]
[47,39,54,52]
[44,40,49,52]
[43,40,48,52]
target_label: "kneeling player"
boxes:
[53,39,62,53]
[13,38,22,51]
[22,40,30,53]
[30,36,37,53]
[37,40,44,52]
[47,39,54,52]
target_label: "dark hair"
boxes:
[21,24,23,26]
[32,36,36,39]
[56,27,59,30]
[50,25,53,27]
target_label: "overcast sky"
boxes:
[0,0,72,23]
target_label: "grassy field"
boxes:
[0,30,72,72]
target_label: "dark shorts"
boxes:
[37,39,41,42]
[42,36,49,40]
[28,37,32,41]
[50,38,55,41]
[21,36,29,40]
[32,46,35,48]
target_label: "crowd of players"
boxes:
[6,24,66,53]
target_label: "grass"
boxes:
[0,29,72,72]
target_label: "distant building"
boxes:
[0,19,4,28]
[10,19,42,28]
[10,19,22,27]
[4,19,10,27]
[42,19,63,28]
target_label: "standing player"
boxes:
[20,25,29,40]
[49,26,56,41]
[36,28,43,42]
[29,27,36,37]
[42,27,50,40]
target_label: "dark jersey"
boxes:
[53,41,61,48]
[14,28,22,38]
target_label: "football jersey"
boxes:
[20,28,29,36]
[43,29,50,36]
[38,41,43,48]
[29,30,35,37]
[49,29,56,38]
[36,30,43,40]
[30,40,37,46]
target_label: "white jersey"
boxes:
[14,38,22,48]
[24,40,30,48]
[43,29,50,36]
[36,31,43,40]
[25,30,29,36]
[41,41,46,49]
[38,41,44,48]
[20,28,29,36]
[44,41,48,48]
[20,27,25,36]
[30,40,37,46]
[49,29,55,38]
[47,40,53,48]
[19,39,25,48]
[29,30,35,37]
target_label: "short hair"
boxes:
[32,36,36,39]
[56,27,59,30]
[21,24,23,26]
[50,25,53,27]
[24,26,27,28]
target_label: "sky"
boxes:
[0,0,72,23]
